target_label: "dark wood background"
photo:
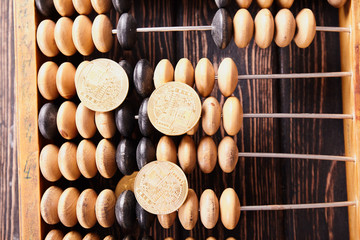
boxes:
[3,0,351,239]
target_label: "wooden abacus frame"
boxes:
[14,0,360,239]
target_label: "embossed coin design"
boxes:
[147,82,201,136]
[75,58,129,112]
[134,161,188,214]
[115,171,138,198]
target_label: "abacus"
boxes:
[14,0,360,239]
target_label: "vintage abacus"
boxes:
[14,0,360,239]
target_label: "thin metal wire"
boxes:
[224,72,352,80]
[316,26,350,32]
[241,201,356,211]
[238,152,355,162]
[243,113,353,119]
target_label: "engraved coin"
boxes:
[115,171,138,198]
[134,161,188,214]
[147,82,201,136]
[75,58,129,112]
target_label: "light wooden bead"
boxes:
[96,139,117,178]
[77,189,98,228]
[197,136,217,174]
[226,238,236,240]
[154,59,174,88]
[83,233,101,240]
[157,211,177,229]
[58,142,81,181]
[233,9,253,49]
[274,9,296,48]
[256,0,273,8]
[73,0,92,14]
[195,58,215,97]
[275,0,293,8]
[40,144,61,182]
[37,19,59,57]
[202,97,221,136]
[40,186,62,224]
[54,17,76,56]
[220,188,241,230]
[77,139,97,178]
[164,238,174,240]
[63,231,82,240]
[294,8,316,48]
[58,187,80,227]
[57,101,78,139]
[54,0,75,16]
[254,9,274,49]
[72,15,94,56]
[44,229,64,240]
[187,120,199,135]
[327,0,347,8]
[174,58,194,87]
[200,189,219,229]
[76,103,96,138]
[103,236,114,240]
[218,58,238,97]
[235,0,252,8]
[206,237,216,240]
[91,0,111,13]
[178,135,196,174]
[92,14,113,53]
[178,189,198,230]
[156,136,177,164]
[223,96,243,136]
[56,62,76,99]
[95,111,116,138]
[38,61,59,100]
[96,189,116,228]
[218,136,238,173]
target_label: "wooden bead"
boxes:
[156,136,177,164]
[58,142,81,181]
[54,0,75,16]
[202,97,221,136]
[197,136,217,174]
[83,233,100,240]
[76,103,96,138]
[200,189,219,229]
[40,186,62,225]
[112,0,132,14]
[77,139,97,178]
[44,229,64,240]
[95,111,116,138]
[77,189,98,228]
[218,58,238,97]
[157,211,177,229]
[233,9,254,48]
[274,9,296,48]
[174,58,194,87]
[56,62,76,99]
[35,0,56,17]
[92,14,113,53]
[136,202,155,230]
[211,8,232,49]
[327,0,347,8]
[195,58,215,97]
[136,137,155,170]
[115,190,137,230]
[73,0,92,14]
[254,9,274,49]
[154,59,174,88]
[123,236,136,240]
[164,238,174,240]
[91,0,111,13]
[116,13,137,50]
[178,189,198,230]
[37,20,59,57]
[187,121,199,135]
[116,138,137,175]
[218,136,238,173]
[178,135,196,174]
[207,237,216,240]
[256,0,273,8]
[58,187,80,227]
[223,96,243,136]
[40,144,61,182]
[72,15,94,56]
[235,0,252,8]
[220,188,241,230]
[138,98,155,136]
[38,61,59,100]
[54,17,76,56]
[96,139,117,178]
[115,100,135,137]
[57,101,78,139]
[294,9,316,48]
[104,236,115,240]
[214,0,231,7]
[134,59,154,98]
[96,189,116,228]
[38,103,58,140]
[275,0,293,8]
[63,231,82,240]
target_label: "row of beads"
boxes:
[45,230,113,240]
[216,0,294,8]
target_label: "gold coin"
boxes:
[134,161,188,214]
[75,58,129,112]
[115,171,138,198]
[147,82,201,136]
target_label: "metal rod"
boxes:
[241,201,356,211]
[238,152,355,162]
[226,72,352,80]
[316,26,350,32]
[243,113,353,119]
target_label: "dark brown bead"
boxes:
[35,0,57,17]
[116,13,137,50]
[136,202,155,230]
[211,8,233,49]
[116,139,137,175]
[133,59,154,98]
[138,98,155,136]
[136,137,155,170]
[38,103,58,140]
[112,0,133,14]
[119,60,134,91]
[215,0,232,7]
[115,100,135,137]
[115,190,136,230]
